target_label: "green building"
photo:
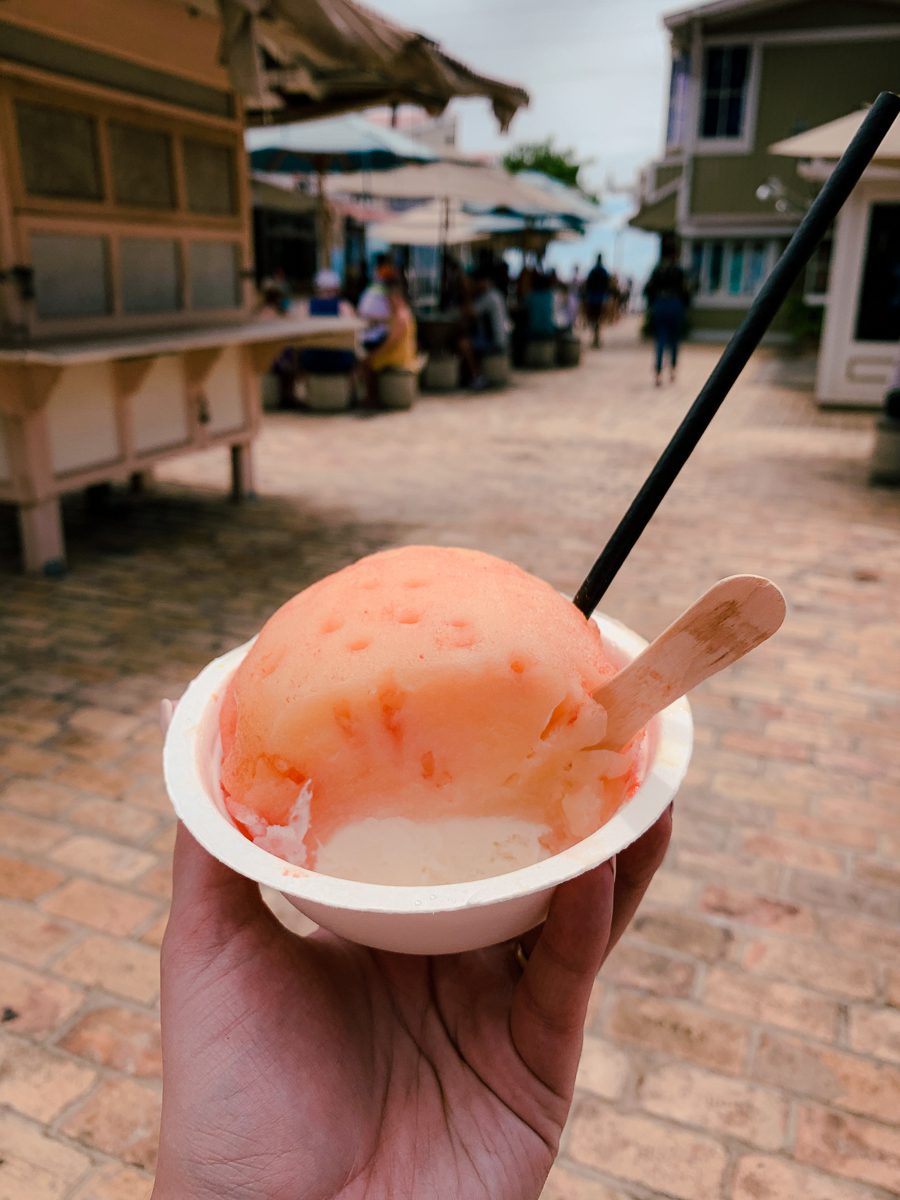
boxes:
[633,0,900,342]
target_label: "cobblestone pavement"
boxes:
[1,318,899,1199]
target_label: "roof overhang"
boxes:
[198,0,528,131]
[771,108,900,166]
[665,0,900,32]
[665,0,788,32]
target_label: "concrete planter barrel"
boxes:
[483,353,511,387]
[306,373,353,411]
[378,369,417,410]
[557,336,582,367]
[524,340,556,369]
[422,355,460,392]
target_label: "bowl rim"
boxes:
[163,613,693,915]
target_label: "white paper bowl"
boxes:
[163,614,692,955]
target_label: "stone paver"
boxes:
[1,319,899,1199]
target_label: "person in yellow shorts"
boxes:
[363,277,418,405]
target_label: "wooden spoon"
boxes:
[594,575,786,751]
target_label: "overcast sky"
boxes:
[370,0,679,190]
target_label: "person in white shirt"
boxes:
[566,267,582,328]
[357,254,395,352]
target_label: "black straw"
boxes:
[574,90,900,617]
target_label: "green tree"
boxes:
[503,138,595,199]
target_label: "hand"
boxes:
[153,812,671,1200]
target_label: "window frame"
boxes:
[665,51,692,152]
[14,99,105,202]
[19,215,246,337]
[695,40,761,156]
[690,237,779,307]
[0,73,251,337]
[107,118,178,211]
[803,236,834,307]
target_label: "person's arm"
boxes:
[379,317,404,355]
[366,309,406,362]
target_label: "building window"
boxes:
[184,139,238,215]
[744,241,767,294]
[31,233,110,317]
[189,241,241,309]
[699,45,750,141]
[109,122,176,209]
[12,79,245,331]
[15,102,103,200]
[120,237,181,313]
[691,238,774,302]
[666,52,691,148]
[706,243,724,293]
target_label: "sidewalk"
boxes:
[1,318,899,1199]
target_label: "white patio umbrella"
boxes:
[369,201,489,246]
[245,113,436,173]
[330,159,597,277]
[246,114,435,264]
[505,169,602,223]
[329,160,594,221]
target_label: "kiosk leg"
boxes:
[18,496,65,575]
[230,443,255,502]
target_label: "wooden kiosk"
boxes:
[0,1,359,572]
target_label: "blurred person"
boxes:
[607,274,623,323]
[153,811,673,1200]
[566,267,582,328]
[362,278,418,405]
[620,277,633,315]
[644,249,691,386]
[516,263,537,304]
[459,267,510,389]
[525,272,556,340]
[552,275,572,332]
[296,268,358,380]
[259,266,292,316]
[583,253,610,348]
[493,257,511,302]
[358,254,396,353]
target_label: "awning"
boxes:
[629,190,677,233]
[771,108,900,165]
[251,177,319,213]
[212,0,529,131]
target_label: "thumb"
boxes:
[166,821,273,955]
[162,696,269,943]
